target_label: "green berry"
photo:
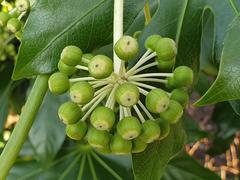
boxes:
[110,134,132,155]
[132,137,147,153]
[156,57,175,71]
[58,60,77,76]
[155,38,177,61]
[114,36,139,61]
[58,102,83,124]
[139,120,160,143]
[88,55,113,79]
[87,127,110,149]
[172,66,193,87]
[15,0,30,12]
[171,88,189,107]
[145,89,170,113]
[166,77,175,90]
[7,18,22,33]
[96,143,111,154]
[66,121,87,140]
[117,116,141,140]
[160,100,183,124]
[61,46,82,66]
[10,10,21,18]
[133,31,142,39]
[48,72,69,95]
[115,83,139,107]
[15,30,22,40]
[70,81,94,104]
[90,106,115,130]
[0,12,10,27]
[156,118,170,140]
[144,34,162,51]
[80,53,94,66]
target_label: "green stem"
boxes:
[77,155,86,180]
[91,152,123,180]
[144,1,152,25]
[87,154,98,180]
[0,75,49,179]
[58,154,81,180]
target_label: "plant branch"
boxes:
[0,75,49,179]
[113,0,124,74]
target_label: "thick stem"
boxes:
[0,75,49,179]
[131,77,167,84]
[133,105,145,123]
[113,0,124,74]
[138,87,148,96]
[130,81,156,90]
[69,77,96,82]
[138,100,154,120]
[129,72,173,79]
[133,61,158,75]
[125,50,153,76]
[75,65,89,71]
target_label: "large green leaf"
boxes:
[132,122,186,180]
[13,0,146,80]
[162,153,220,180]
[28,91,68,164]
[182,114,208,143]
[196,17,240,105]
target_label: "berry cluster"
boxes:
[48,34,193,155]
[0,30,16,61]
[0,0,30,37]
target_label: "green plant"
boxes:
[0,0,239,179]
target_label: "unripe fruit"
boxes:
[69,81,94,104]
[155,38,177,61]
[171,88,189,107]
[166,77,175,90]
[144,34,162,51]
[133,31,142,39]
[90,106,115,130]
[117,116,141,140]
[110,134,132,155]
[80,53,94,66]
[114,36,139,61]
[0,12,10,27]
[145,89,170,113]
[65,121,87,140]
[139,120,160,143]
[7,18,22,33]
[132,137,147,153]
[160,100,183,124]
[15,30,22,40]
[58,60,77,76]
[15,0,30,12]
[61,46,82,66]
[156,57,175,71]
[156,118,170,140]
[87,127,110,149]
[88,55,113,79]
[10,10,21,18]
[96,144,111,154]
[48,72,69,95]
[115,83,139,107]
[58,102,83,124]
[172,66,193,87]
